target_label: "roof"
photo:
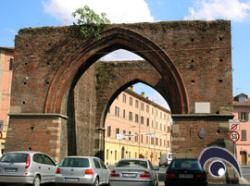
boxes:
[0,46,14,53]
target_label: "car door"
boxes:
[42,154,56,183]
[93,158,103,184]
[33,154,47,182]
[99,159,110,184]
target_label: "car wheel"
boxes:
[93,178,99,186]
[33,175,41,186]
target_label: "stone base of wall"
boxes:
[5,113,68,162]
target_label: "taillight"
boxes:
[85,168,94,175]
[139,171,151,179]
[110,170,120,177]
[25,154,31,169]
[166,172,177,180]
[56,168,61,174]
[195,173,206,180]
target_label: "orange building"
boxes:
[105,87,172,165]
[0,47,14,155]
[233,93,250,165]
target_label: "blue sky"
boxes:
[1,0,250,108]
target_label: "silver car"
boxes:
[0,151,56,186]
[55,156,110,186]
[110,158,158,186]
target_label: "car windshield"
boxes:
[169,159,203,171]
[116,160,148,168]
[0,153,27,163]
[61,158,90,168]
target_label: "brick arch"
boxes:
[98,79,170,129]
[44,27,189,114]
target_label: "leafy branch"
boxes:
[72,5,111,39]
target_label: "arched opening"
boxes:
[44,27,189,115]
[103,81,173,165]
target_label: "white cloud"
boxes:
[43,0,154,60]
[43,0,154,24]
[185,0,250,21]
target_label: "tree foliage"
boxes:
[72,5,110,39]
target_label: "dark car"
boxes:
[165,158,207,186]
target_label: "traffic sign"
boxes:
[228,131,240,143]
[229,119,240,131]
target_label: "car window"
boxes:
[33,154,44,164]
[93,158,101,169]
[99,159,107,169]
[0,153,27,163]
[61,158,90,168]
[116,160,148,168]
[42,154,56,166]
[170,159,203,171]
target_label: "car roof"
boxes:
[117,158,148,161]
[4,151,47,155]
[63,156,99,159]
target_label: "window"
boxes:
[129,131,131,141]
[0,120,3,130]
[123,94,126,103]
[167,126,171,133]
[146,136,149,144]
[141,103,144,111]
[135,133,138,142]
[146,105,149,112]
[141,116,144,124]
[9,58,14,71]
[93,159,101,168]
[129,97,133,106]
[151,137,154,145]
[129,112,133,121]
[141,134,143,143]
[241,130,247,141]
[115,106,120,117]
[107,126,111,137]
[135,100,139,108]
[135,114,139,123]
[146,118,149,126]
[116,128,120,134]
[239,112,249,122]
[123,109,126,119]
[115,150,117,160]
[106,150,109,160]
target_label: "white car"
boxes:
[56,156,110,186]
[0,151,57,186]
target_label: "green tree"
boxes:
[72,5,111,39]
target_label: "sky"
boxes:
[1,0,250,109]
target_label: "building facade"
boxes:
[233,93,250,165]
[0,47,14,155]
[104,87,172,165]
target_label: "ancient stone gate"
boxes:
[6,21,233,161]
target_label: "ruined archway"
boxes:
[6,21,233,161]
[44,27,188,114]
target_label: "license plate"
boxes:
[5,168,17,172]
[179,174,193,179]
[64,177,79,182]
[122,173,137,178]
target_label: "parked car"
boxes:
[55,156,110,186]
[0,151,57,186]
[110,158,158,186]
[165,158,208,186]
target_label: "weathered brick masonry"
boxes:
[5,21,233,161]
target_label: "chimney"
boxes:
[141,92,145,97]
[129,85,134,91]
